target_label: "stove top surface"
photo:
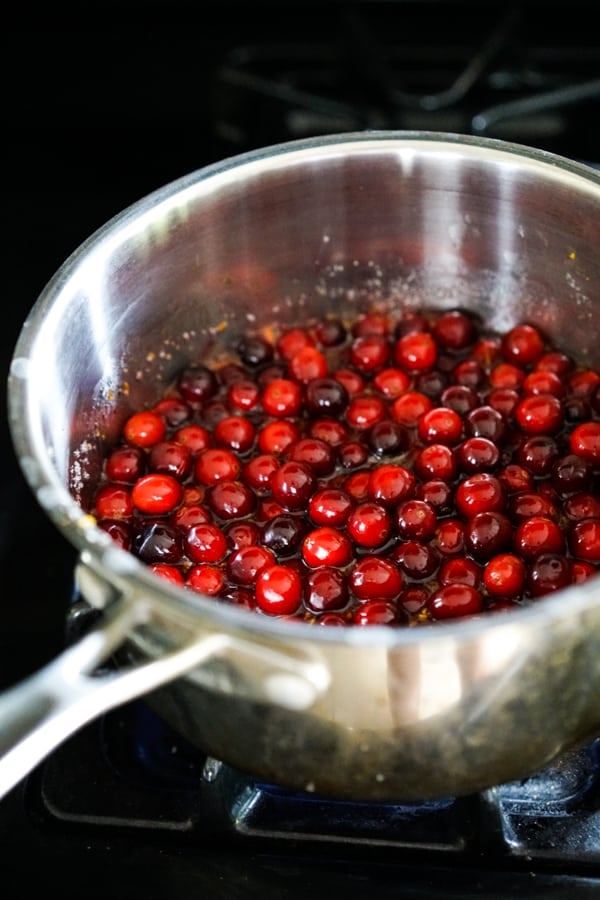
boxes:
[2,3,600,894]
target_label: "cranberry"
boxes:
[368,420,410,456]
[513,516,565,560]
[172,503,212,532]
[184,522,228,564]
[439,556,481,588]
[308,488,353,527]
[260,514,307,556]
[432,518,466,556]
[563,492,600,521]
[368,464,416,506]
[194,448,241,485]
[256,564,303,616]
[186,564,225,596]
[395,499,437,541]
[415,479,453,516]
[346,395,387,430]
[455,473,505,518]
[277,327,314,360]
[417,407,463,446]
[515,394,563,436]
[568,518,600,563]
[148,441,192,480]
[302,527,353,568]
[177,365,218,404]
[131,474,182,515]
[528,553,571,598]
[398,586,430,614]
[551,453,593,495]
[483,553,527,598]
[346,502,393,548]
[350,556,403,600]
[428,584,483,620]
[570,421,600,464]
[242,453,279,492]
[523,370,565,398]
[313,317,347,346]
[227,544,275,585]
[271,461,316,510]
[391,541,440,579]
[133,521,183,564]
[308,418,349,447]
[174,424,211,455]
[214,415,256,454]
[338,441,370,469]
[262,378,302,417]
[289,438,336,476]
[490,363,525,390]
[349,334,390,372]
[501,323,545,366]
[98,518,132,550]
[465,511,512,561]
[225,520,262,550]
[95,484,134,519]
[106,446,146,483]
[391,391,433,427]
[353,600,402,626]
[432,309,477,351]
[456,436,500,474]
[516,436,559,476]
[123,410,166,448]
[236,334,274,367]
[334,368,366,397]
[414,443,457,482]
[487,388,521,419]
[151,564,185,587]
[227,379,261,412]
[373,367,410,398]
[304,567,349,613]
[305,377,349,417]
[394,331,437,372]
[497,464,534,494]
[440,384,479,415]
[465,405,506,443]
[153,397,192,427]
[508,491,559,523]
[258,420,301,455]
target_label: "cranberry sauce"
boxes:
[88,308,600,627]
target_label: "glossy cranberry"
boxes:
[394,331,437,372]
[508,491,559,523]
[183,522,227,563]
[501,323,545,366]
[456,436,500,473]
[465,405,506,443]
[528,553,571,598]
[304,567,349,613]
[432,518,466,556]
[564,395,592,423]
[289,438,336,476]
[172,503,213,532]
[369,419,410,458]
[194,447,241,485]
[368,464,416,507]
[148,441,192,480]
[277,327,314,360]
[334,368,366,397]
[536,351,573,376]
[440,385,479,415]
[353,600,402,626]
[497,464,533,495]
[131,474,182,515]
[346,502,393,548]
[513,516,565,561]
[174,424,211,455]
[414,443,457,482]
[95,484,135,520]
[270,460,316,510]
[391,541,440,580]
[307,418,349,447]
[200,400,230,428]
[516,435,559,476]
[227,544,275,585]
[489,363,525,390]
[428,584,483,620]
[256,564,303,616]
[308,488,353,527]
[551,453,593,495]
[515,394,563,436]
[415,479,453,516]
[206,480,256,519]
[186,564,226,595]
[177,364,218,404]
[302,527,354,568]
[258,420,301,455]
[225,520,262,550]
[346,395,387,430]
[415,368,448,399]
[455,473,505,518]
[563,492,600,521]
[483,553,527,598]
[568,368,600,398]
[391,391,433,427]
[432,309,477,351]
[222,587,257,611]
[305,377,349,417]
[256,498,286,522]
[373,367,410,398]
[523,370,565,398]
[352,312,390,337]
[260,514,307,556]
[288,346,328,383]
[344,470,371,502]
[214,415,256,453]
[569,559,598,584]
[350,556,403,600]
[242,453,279,492]
[106,446,146,483]
[261,378,302,417]
[395,499,437,541]
[417,406,463,446]
[123,410,166,448]
[465,511,512,561]
[570,421,600,464]
[349,334,390,372]
[133,521,183,564]
[398,586,430,614]
[487,388,521,419]
[227,379,260,412]
[439,556,481,588]
[338,440,370,469]
[568,518,600,563]
[150,564,185,587]
[236,334,274,367]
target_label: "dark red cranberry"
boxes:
[440,385,479,415]
[338,441,370,469]
[133,521,183,564]
[415,479,453,516]
[353,600,402,626]
[487,388,521,419]
[432,310,477,351]
[394,309,430,337]
[516,436,559,477]
[465,511,512,561]
[271,461,316,510]
[509,491,559,523]
[513,516,565,560]
[456,436,500,473]
[432,518,466,556]
[415,369,448,399]
[225,520,262,550]
[391,541,440,580]
[570,421,600,464]
[214,416,256,454]
[465,405,506,443]
[152,397,192,427]
[452,359,485,389]
[260,514,307,557]
[439,556,481,588]
[528,553,571,598]
[551,453,593,496]
[172,503,213,532]
[398,586,429,614]
[414,444,457,482]
[568,518,600,563]
[563,492,600,521]
[227,544,275,585]
[501,323,545,366]
[289,438,336,476]
[304,567,349,613]
[367,420,410,456]
[313,317,347,346]
[236,334,274,367]
[148,441,192,480]
[177,365,218,404]
[98,518,132,550]
[350,556,403,600]
[242,453,279,492]
[305,377,349,417]
[334,368,366,397]
[308,488,353,527]
[395,499,437,541]
[206,480,256,520]
[106,446,146,483]
[428,584,483,620]
[497,464,534,495]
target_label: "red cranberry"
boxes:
[432,310,477,351]
[262,378,302,417]
[305,377,349,417]
[271,460,316,510]
[513,516,565,560]
[368,464,416,507]
[346,502,393,548]
[151,564,185,587]
[95,484,134,519]
[349,334,390,372]
[148,441,192,480]
[568,518,600,563]
[186,564,225,596]
[455,473,505,518]
[353,600,402,626]
[289,438,336,476]
[172,503,213,532]
[242,453,279,492]
[206,480,256,519]
[415,479,453,516]
[98,518,132,550]
[395,499,437,541]
[214,415,256,453]
[338,441,370,469]
[414,444,457,482]
[515,394,563,436]
[483,553,526,599]
[308,488,353,527]
[373,367,410,398]
[528,553,571,598]
[391,391,433,427]
[432,518,466,556]
[260,514,307,556]
[308,418,349,447]
[194,448,241,485]
[439,556,481,588]
[177,365,218,404]
[501,323,545,366]
[456,436,500,473]
[174,424,211,455]
[563,492,600,521]
[132,474,183,515]
[304,567,349,613]
[153,397,192,427]
[350,556,403,600]
[394,331,437,372]
[417,407,463,446]
[225,520,262,550]
[346,395,387,430]
[302,527,353,568]
[184,522,227,564]
[391,541,440,580]
[428,584,483,620]
[123,410,166,448]
[106,446,146,483]
[258,420,301,455]
[227,379,261,412]
[256,564,303,616]
[288,346,328,384]
[227,544,275,585]
[570,421,600,464]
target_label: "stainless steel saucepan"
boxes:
[3,131,600,803]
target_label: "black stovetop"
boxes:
[2,3,600,895]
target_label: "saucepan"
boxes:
[3,131,600,803]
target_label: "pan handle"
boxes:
[0,592,330,802]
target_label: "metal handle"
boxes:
[0,593,330,802]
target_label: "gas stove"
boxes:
[2,3,600,895]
